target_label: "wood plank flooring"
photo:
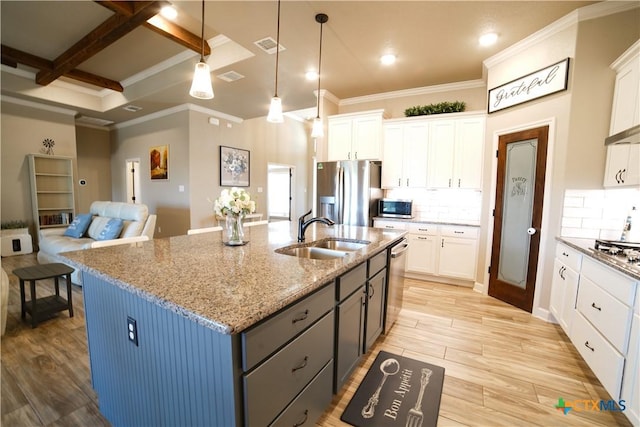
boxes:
[1,254,631,426]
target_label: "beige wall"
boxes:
[0,100,77,236]
[110,111,191,238]
[76,125,112,213]
[482,10,639,315]
[337,85,487,119]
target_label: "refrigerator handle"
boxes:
[338,166,344,224]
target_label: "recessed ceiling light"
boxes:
[305,70,318,81]
[479,32,498,47]
[160,6,178,20]
[380,54,396,65]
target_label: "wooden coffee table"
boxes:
[13,263,74,328]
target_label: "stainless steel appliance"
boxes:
[378,198,413,219]
[316,160,382,226]
[385,238,408,333]
[593,239,640,276]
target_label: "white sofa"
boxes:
[37,201,156,285]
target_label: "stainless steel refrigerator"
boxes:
[315,160,382,226]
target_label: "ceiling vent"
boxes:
[217,71,245,82]
[75,115,114,127]
[254,37,285,55]
[123,105,143,112]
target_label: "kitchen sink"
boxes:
[277,246,348,260]
[309,238,370,251]
[276,238,370,260]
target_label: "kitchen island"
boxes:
[61,221,405,426]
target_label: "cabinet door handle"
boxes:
[293,409,309,427]
[562,252,569,257]
[448,178,452,187]
[368,283,375,299]
[348,152,351,160]
[398,178,401,186]
[354,152,358,159]
[292,309,309,324]
[621,168,626,183]
[584,341,595,352]
[292,356,309,373]
[441,238,444,248]
[418,236,428,240]
[454,231,464,234]
[559,266,565,280]
[406,178,409,187]
[458,178,461,187]
[591,302,602,311]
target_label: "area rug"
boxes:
[341,350,445,427]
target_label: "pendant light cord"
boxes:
[274,0,281,97]
[316,18,323,119]
[200,0,205,62]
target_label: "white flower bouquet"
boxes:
[214,187,256,218]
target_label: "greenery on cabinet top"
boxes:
[405,101,466,117]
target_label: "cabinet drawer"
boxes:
[440,225,478,239]
[244,311,334,427]
[408,223,439,235]
[571,312,624,400]
[337,262,367,301]
[577,276,632,354]
[368,250,387,276]
[581,257,637,306]
[270,360,334,427]
[555,243,582,272]
[242,283,334,371]
[373,220,407,230]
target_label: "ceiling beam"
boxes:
[2,45,124,92]
[144,16,211,56]
[36,1,166,87]
[97,1,211,56]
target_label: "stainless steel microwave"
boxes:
[378,199,413,218]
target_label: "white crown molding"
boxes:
[113,103,243,130]
[611,39,640,71]
[484,1,639,69]
[339,80,486,106]
[314,89,340,106]
[1,95,77,117]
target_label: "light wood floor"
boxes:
[1,254,631,426]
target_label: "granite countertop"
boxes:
[557,237,640,280]
[373,217,480,227]
[60,222,406,335]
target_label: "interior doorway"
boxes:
[488,126,549,312]
[267,163,294,221]
[125,159,141,204]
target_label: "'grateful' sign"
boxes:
[488,58,570,113]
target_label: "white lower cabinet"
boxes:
[621,309,639,426]
[438,226,478,280]
[549,243,582,334]
[567,254,638,408]
[374,220,478,282]
[406,224,438,275]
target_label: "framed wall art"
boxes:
[488,58,570,113]
[220,145,250,187]
[150,144,169,180]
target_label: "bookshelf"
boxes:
[27,154,76,240]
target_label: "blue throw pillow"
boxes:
[63,213,93,238]
[96,218,124,241]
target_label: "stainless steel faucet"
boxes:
[298,209,335,242]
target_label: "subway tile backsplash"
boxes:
[385,188,482,224]
[561,188,640,240]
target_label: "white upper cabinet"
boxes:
[381,120,429,188]
[327,110,385,161]
[610,40,640,135]
[603,143,640,187]
[427,115,485,189]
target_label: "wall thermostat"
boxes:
[79,179,87,186]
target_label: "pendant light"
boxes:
[189,0,214,99]
[267,0,284,123]
[311,13,328,138]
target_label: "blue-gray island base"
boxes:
[61,222,405,426]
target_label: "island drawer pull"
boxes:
[584,341,595,352]
[292,309,309,324]
[591,302,602,311]
[293,409,309,427]
[292,356,309,373]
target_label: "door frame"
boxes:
[482,117,557,320]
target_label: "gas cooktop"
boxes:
[593,239,640,274]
